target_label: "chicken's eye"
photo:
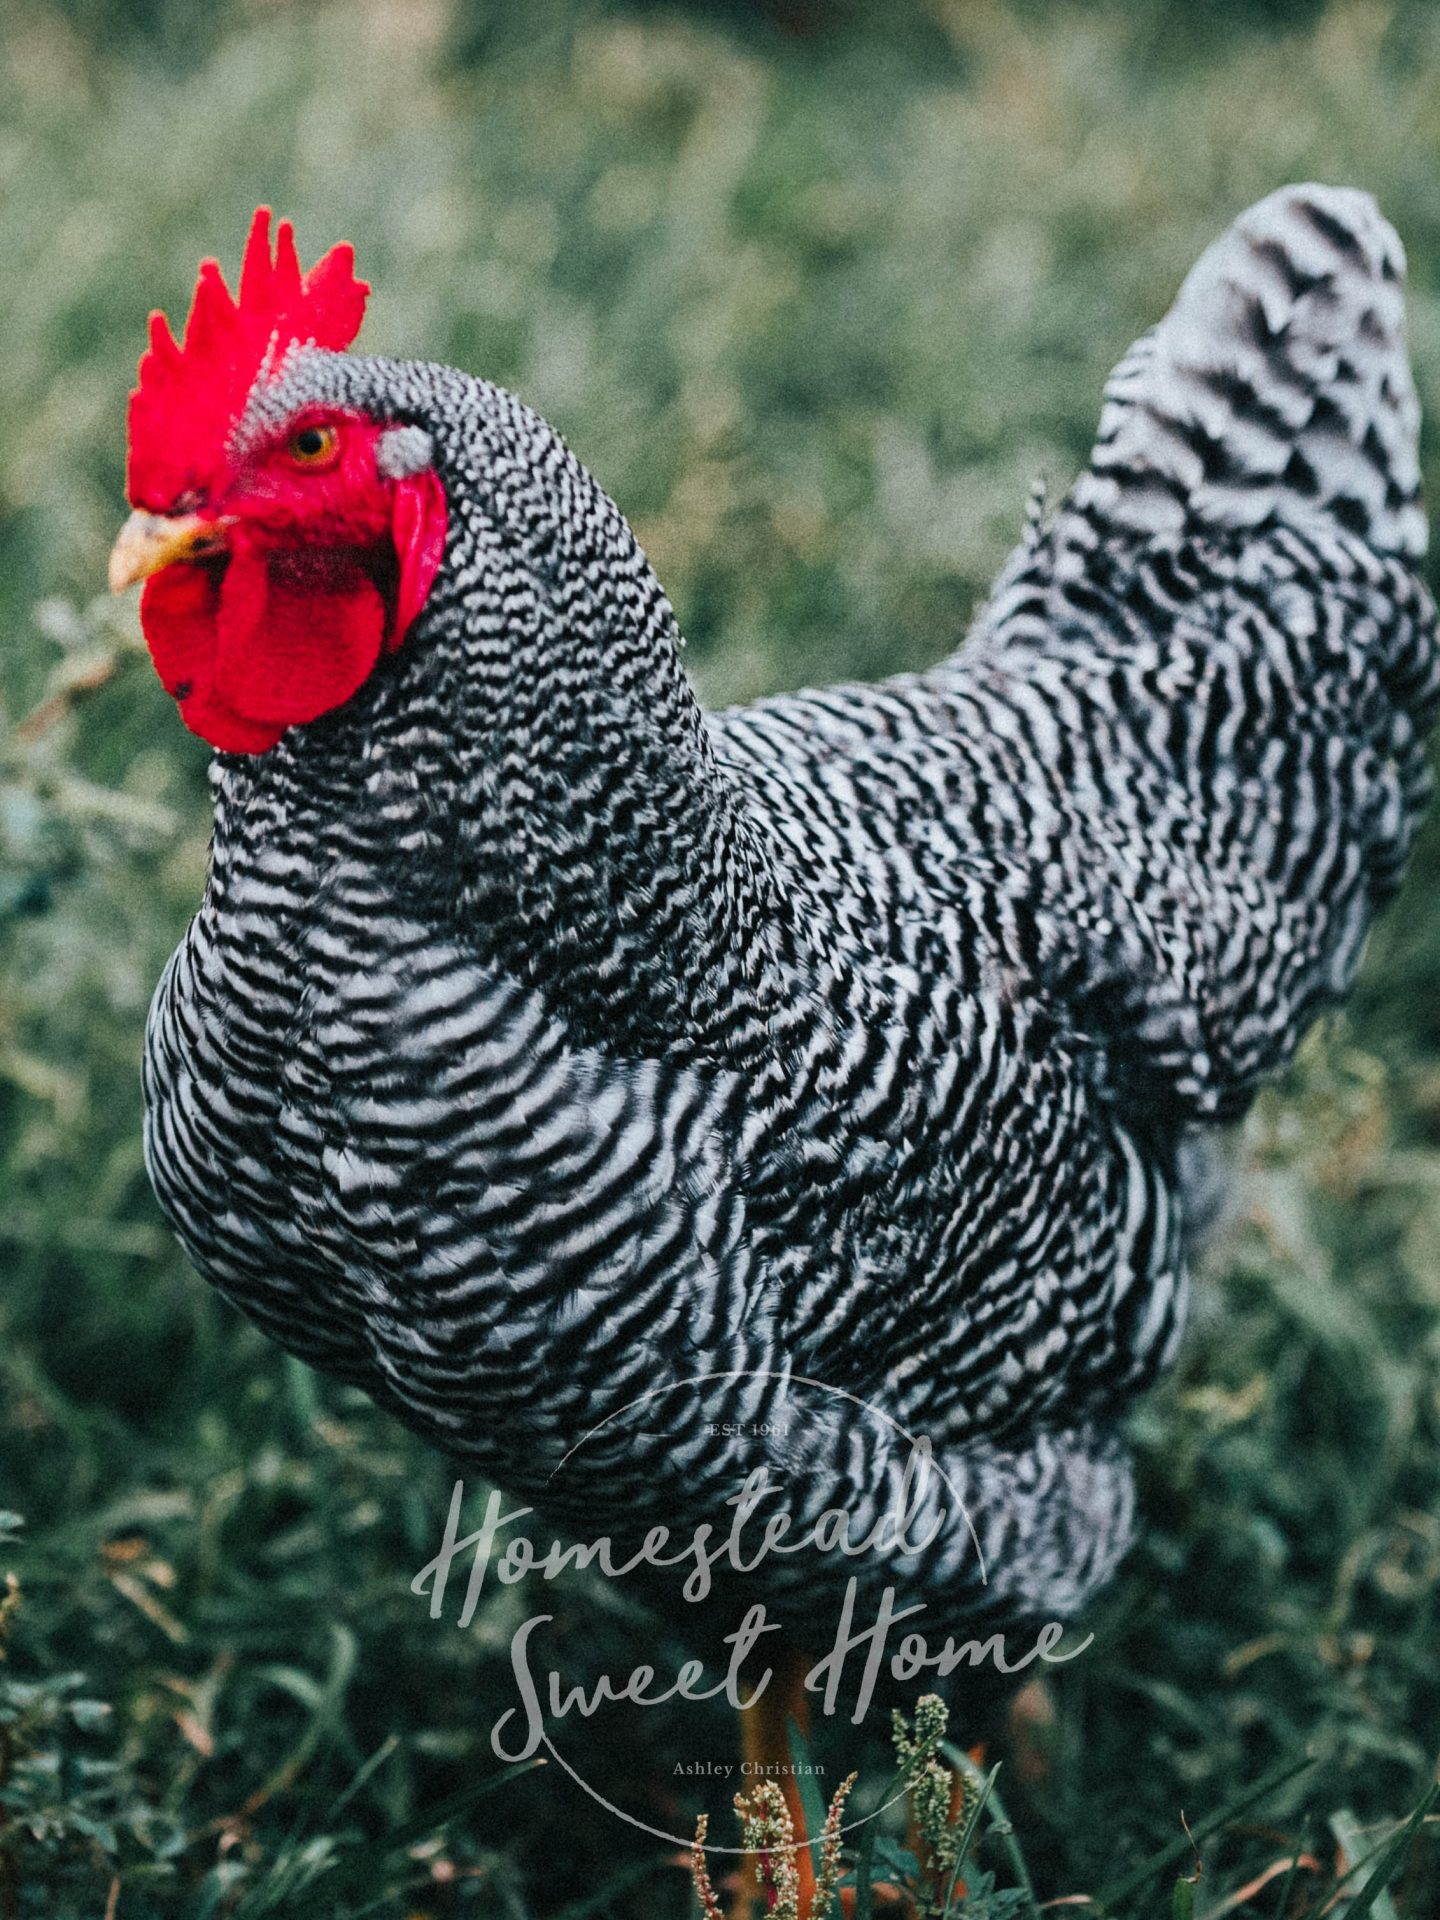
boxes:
[286,424,341,470]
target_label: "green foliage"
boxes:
[3,0,1440,1914]
[892,1696,966,1916]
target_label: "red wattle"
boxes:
[140,548,389,754]
[390,468,447,650]
[214,549,386,726]
[141,566,287,755]
[141,563,221,697]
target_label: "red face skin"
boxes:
[140,408,447,754]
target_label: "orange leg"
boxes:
[1005,1678,1054,1786]
[734,1644,817,1916]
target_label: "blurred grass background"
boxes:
[2,0,1440,1912]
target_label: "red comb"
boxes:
[127,207,369,511]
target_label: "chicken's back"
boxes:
[714,185,1439,1178]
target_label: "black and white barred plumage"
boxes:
[144,187,1439,1669]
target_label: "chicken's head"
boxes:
[110,208,448,754]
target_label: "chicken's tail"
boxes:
[1066,183,1425,560]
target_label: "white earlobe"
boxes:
[376,426,435,479]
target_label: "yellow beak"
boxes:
[108,510,232,593]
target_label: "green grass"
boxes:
[2,0,1440,1912]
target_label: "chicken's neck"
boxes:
[209,581,807,1071]
[445,600,805,1067]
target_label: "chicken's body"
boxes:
[139,187,1437,1687]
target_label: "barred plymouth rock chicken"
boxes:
[114,187,1436,1787]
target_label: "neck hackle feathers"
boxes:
[127,207,370,512]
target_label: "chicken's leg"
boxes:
[732,1645,816,1917]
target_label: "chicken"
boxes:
[113,189,1436,1751]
